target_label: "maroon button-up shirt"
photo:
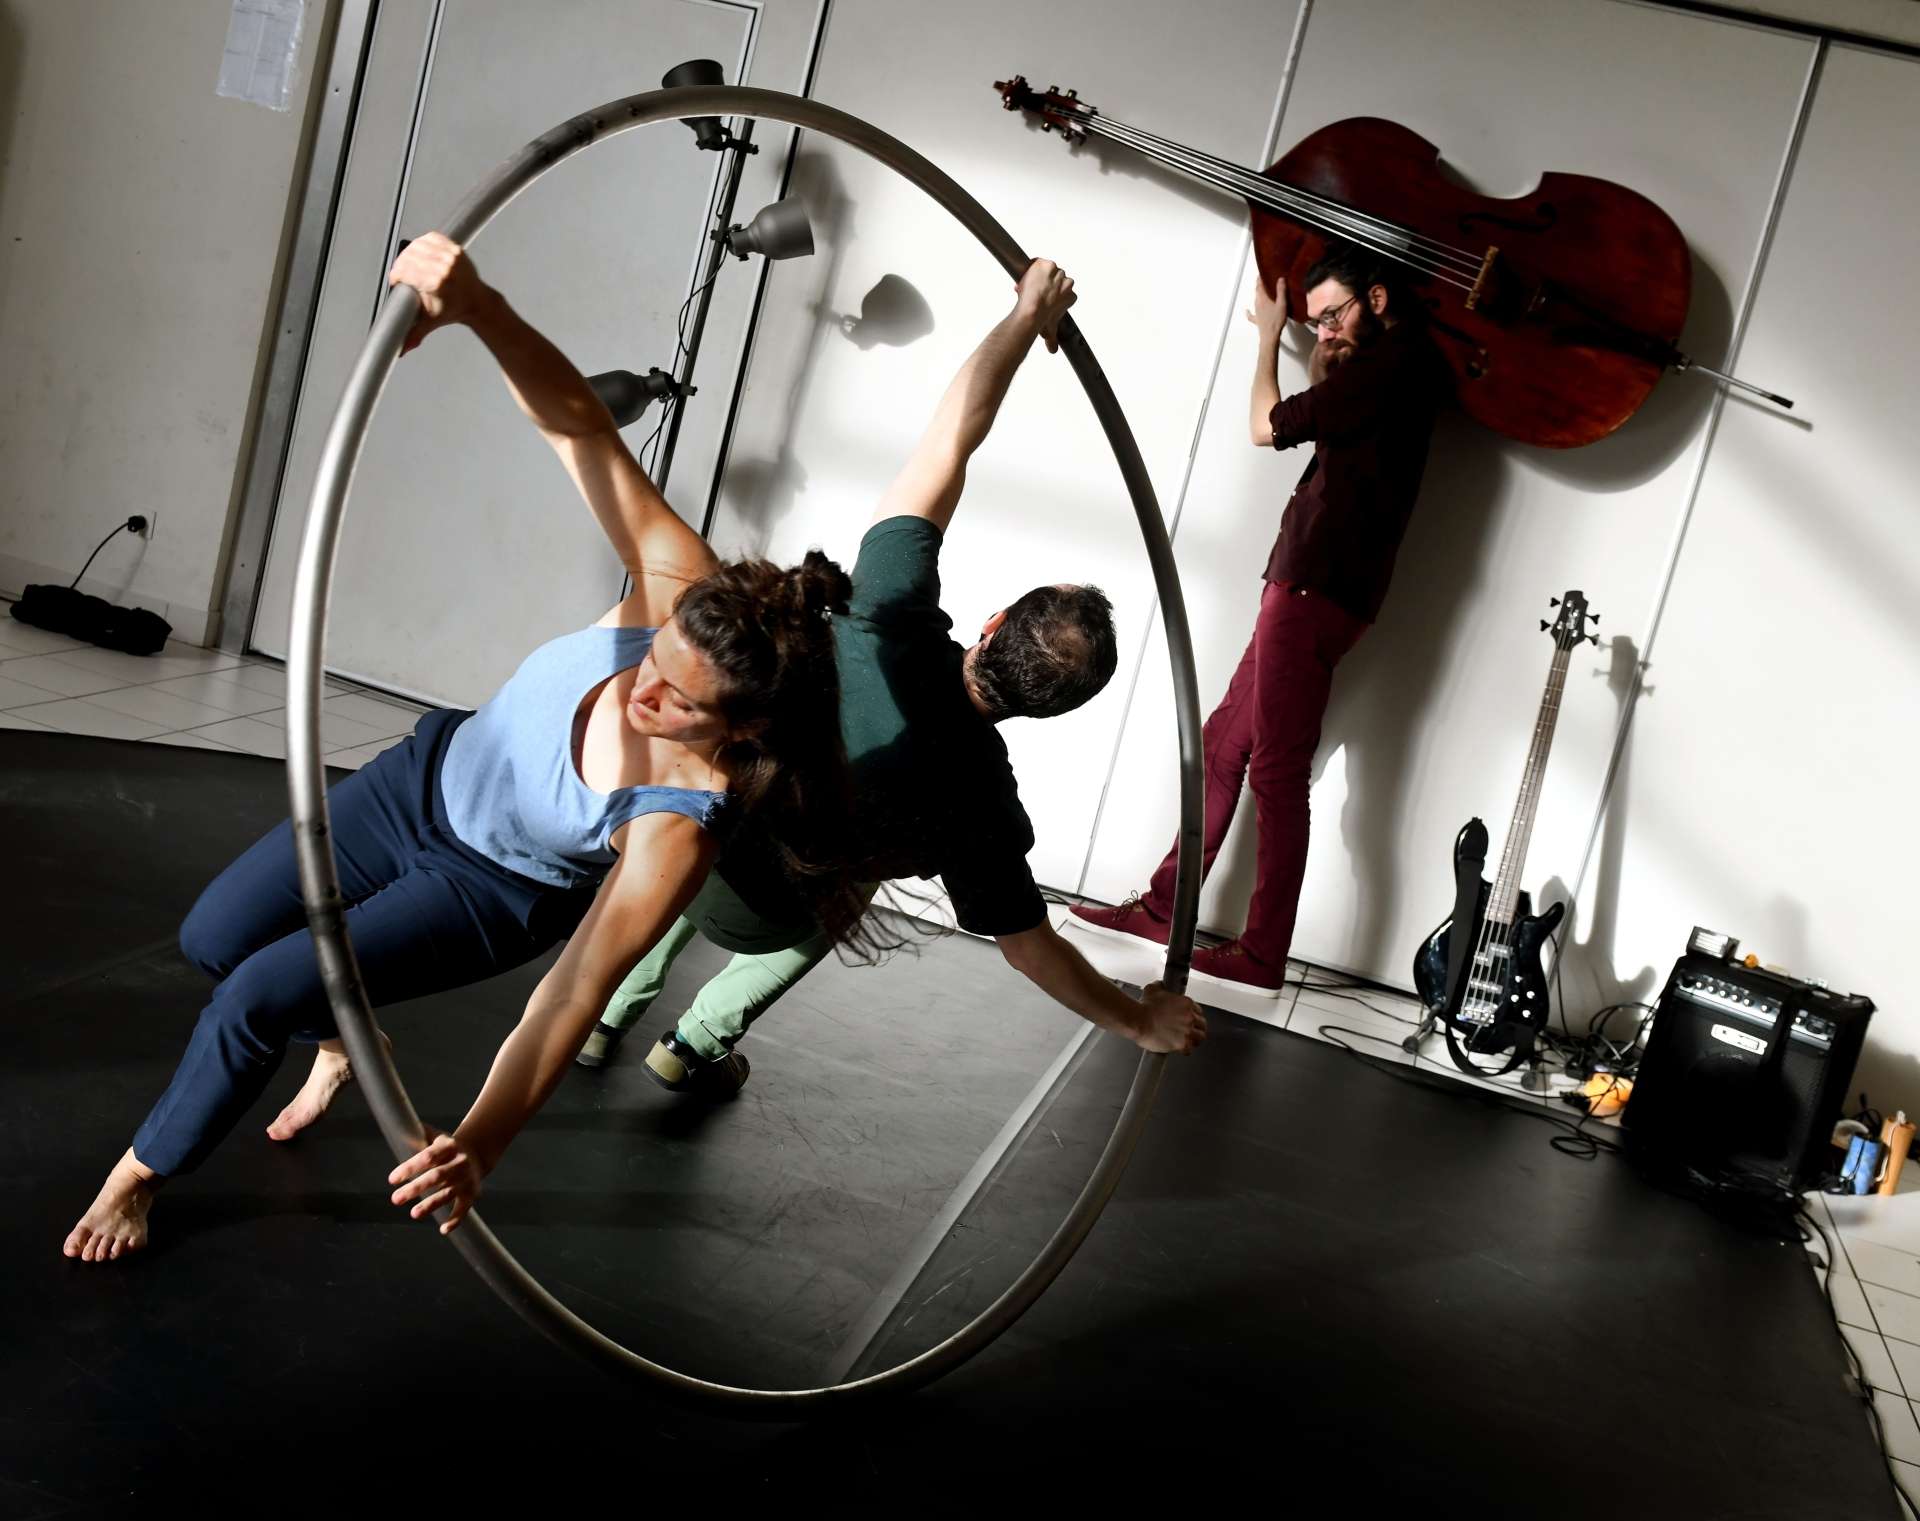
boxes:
[1264,321,1448,623]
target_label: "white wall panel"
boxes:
[706,0,1301,889]
[1080,0,1813,988]
[1576,44,1920,1092]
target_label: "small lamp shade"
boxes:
[726,197,814,262]
[662,59,727,150]
[588,367,677,428]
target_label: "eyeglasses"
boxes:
[1299,293,1362,336]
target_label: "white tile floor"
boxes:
[1812,1188,1920,1496]
[0,613,424,768]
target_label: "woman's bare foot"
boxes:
[266,1034,389,1141]
[64,1149,158,1262]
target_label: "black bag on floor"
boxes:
[10,583,173,655]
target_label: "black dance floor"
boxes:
[1,731,1899,1516]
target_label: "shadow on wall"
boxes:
[721,150,852,547]
[837,273,933,351]
[722,150,937,546]
[1318,409,1507,975]
[1545,633,1659,1023]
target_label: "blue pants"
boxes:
[133,709,595,1177]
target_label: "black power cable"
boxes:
[69,516,147,588]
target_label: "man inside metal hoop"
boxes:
[579,258,1207,1093]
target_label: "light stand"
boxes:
[643,63,813,506]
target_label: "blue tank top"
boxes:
[441,624,730,888]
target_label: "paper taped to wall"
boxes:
[216,0,306,112]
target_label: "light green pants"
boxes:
[600,868,835,1061]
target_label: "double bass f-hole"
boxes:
[1426,312,1493,380]
[1459,202,1559,238]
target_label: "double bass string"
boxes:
[1085,115,1477,294]
[1088,118,1478,293]
[1068,111,1483,293]
[1085,111,1482,276]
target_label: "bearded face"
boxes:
[1325,304,1385,370]
[1305,277,1387,371]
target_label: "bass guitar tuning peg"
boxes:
[1540,619,1551,632]
[1549,596,1560,607]
[1587,612,1600,624]
[1589,633,1601,646]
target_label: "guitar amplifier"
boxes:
[1623,930,1874,1192]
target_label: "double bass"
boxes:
[994,77,1790,449]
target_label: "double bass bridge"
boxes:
[1465,245,1500,312]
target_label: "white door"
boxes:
[253,0,757,704]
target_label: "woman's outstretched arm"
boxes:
[385,811,716,1232]
[387,233,719,627]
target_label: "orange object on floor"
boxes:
[1578,1074,1633,1118]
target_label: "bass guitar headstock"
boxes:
[1542,589,1600,650]
[993,75,1094,143]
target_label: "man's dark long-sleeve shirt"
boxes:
[1265,322,1448,623]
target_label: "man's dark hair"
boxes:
[971,583,1118,721]
[1304,239,1415,323]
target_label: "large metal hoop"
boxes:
[285,85,1203,1415]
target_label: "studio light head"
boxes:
[587,367,680,428]
[725,197,814,262]
[662,59,728,151]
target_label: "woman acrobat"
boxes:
[65,233,869,1260]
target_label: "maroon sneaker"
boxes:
[1187,940,1288,996]
[1070,894,1171,947]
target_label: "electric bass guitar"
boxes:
[1412,589,1598,1074]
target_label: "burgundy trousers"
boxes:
[1142,581,1367,968]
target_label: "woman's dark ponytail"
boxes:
[791,548,851,625]
[672,552,890,960]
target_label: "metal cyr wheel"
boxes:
[284,84,1204,1415]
